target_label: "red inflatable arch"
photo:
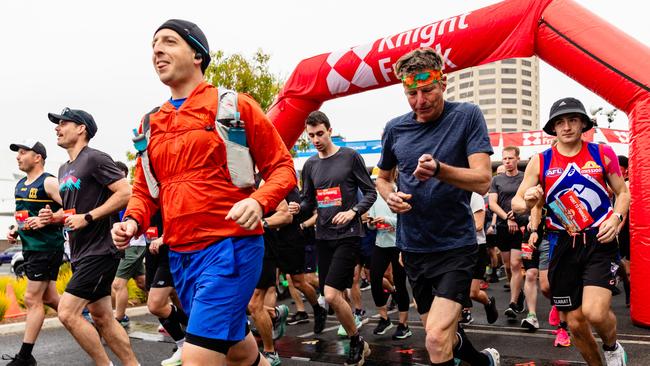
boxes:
[267,0,650,326]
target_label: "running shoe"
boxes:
[515,290,526,313]
[313,306,328,334]
[2,353,36,366]
[504,302,518,319]
[82,308,94,324]
[344,336,371,366]
[117,315,131,328]
[481,348,501,366]
[604,341,627,366]
[272,305,289,340]
[553,327,571,347]
[521,313,539,330]
[338,314,363,337]
[160,346,182,366]
[484,296,498,324]
[263,351,282,366]
[392,323,413,340]
[372,317,393,335]
[287,311,309,325]
[360,279,371,291]
[479,280,489,290]
[459,309,474,325]
[548,305,560,327]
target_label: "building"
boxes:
[445,56,540,133]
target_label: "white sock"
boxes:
[175,338,185,349]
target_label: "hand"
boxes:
[486,225,495,235]
[507,219,518,234]
[149,237,164,254]
[386,192,413,214]
[332,209,356,225]
[25,216,46,230]
[112,220,138,250]
[597,216,619,243]
[7,226,18,244]
[528,231,538,250]
[413,154,437,181]
[372,216,385,225]
[524,185,544,207]
[288,202,301,215]
[38,204,54,225]
[506,210,515,220]
[226,198,263,230]
[64,214,89,231]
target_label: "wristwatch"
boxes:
[262,219,270,229]
[614,213,624,222]
[84,213,94,224]
[351,207,360,216]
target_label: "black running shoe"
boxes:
[459,309,474,325]
[484,296,499,324]
[345,336,371,366]
[314,307,328,334]
[372,317,393,335]
[504,302,518,319]
[288,311,309,325]
[392,323,413,340]
[2,354,36,366]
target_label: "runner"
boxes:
[375,47,499,366]
[288,110,376,365]
[367,182,413,339]
[489,146,527,318]
[41,107,138,365]
[144,210,188,366]
[112,19,296,366]
[512,97,630,365]
[111,161,147,329]
[460,192,499,326]
[3,141,64,366]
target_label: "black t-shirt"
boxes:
[490,171,528,226]
[58,146,124,262]
[300,147,376,240]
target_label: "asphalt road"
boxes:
[1,276,649,365]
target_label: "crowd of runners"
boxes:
[2,19,632,366]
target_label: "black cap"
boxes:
[543,97,593,136]
[156,19,210,73]
[10,139,47,159]
[48,107,98,139]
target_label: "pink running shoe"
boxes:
[548,305,560,327]
[553,327,571,347]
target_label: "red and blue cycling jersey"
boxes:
[539,141,613,231]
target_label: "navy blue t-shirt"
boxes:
[377,101,493,253]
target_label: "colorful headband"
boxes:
[401,69,444,89]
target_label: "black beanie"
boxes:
[156,19,211,73]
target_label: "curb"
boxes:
[0,305,150,335]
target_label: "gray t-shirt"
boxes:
[58,146,124,262]
[300,147,377,240]
[490,171,527,226]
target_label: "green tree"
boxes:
[204,49,283,111]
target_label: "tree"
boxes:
[204,49,283,111]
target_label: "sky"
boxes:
[0,0,648,174]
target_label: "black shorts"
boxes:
[472,244,489,280]
[275,231,306,276]
[304,244,317,273]
[317,237,360,291]
[145,244,174,291]
[548,231,618,311]
[486,233,498,248]
[256,239,277,289]
[617,224,630,260]
[24,250,64,282]
[496,225,523,252]
[66,254,120,303]
[403,245,477,314]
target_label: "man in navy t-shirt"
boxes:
[375,48,499,366]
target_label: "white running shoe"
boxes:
[481,348,500,366]
[161,346,182,366]
[604,342,627,366]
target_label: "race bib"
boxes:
[63,208,77,232]
[316,187,342,208]
[548,189,594,235]
[145,227,159,241]
[15,210,29,230]
[375,222,393,231]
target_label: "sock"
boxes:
[350,332,360,345]
[18,342,34,357]
[310,302,323,314]
[170,304,189,326]
[354,308,364,316]
[175,338,185,349]
[159,305,186,341]
[559,321,568,330]
[431,360,455,366]
[603,342,618,352]
[454,326,490,365]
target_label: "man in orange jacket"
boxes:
[111,19,296,366]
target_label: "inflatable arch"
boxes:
[267,0,650,326]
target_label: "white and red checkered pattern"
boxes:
[325,43,378,95]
